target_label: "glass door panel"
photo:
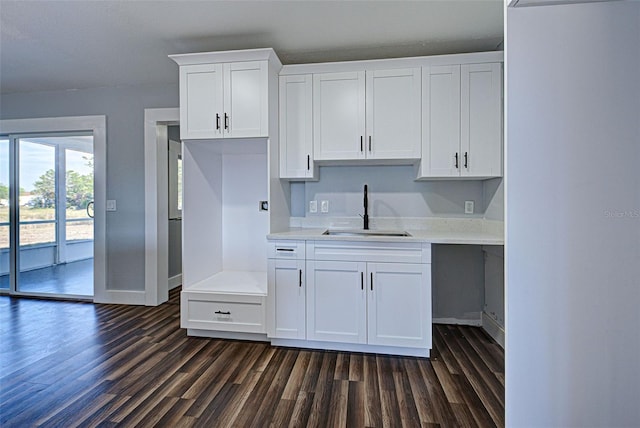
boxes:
[17,136,94,297]
[0,138,9,290]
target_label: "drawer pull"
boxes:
[370,272,373,291]
[276,248,294,252]
[299,269,303,287]
[215,310,231,315]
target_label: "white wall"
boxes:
[0,83,179,292]
[507,2,640,426]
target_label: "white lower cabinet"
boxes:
[306,260,367,344]
[267,258,306,339]
[268,239,432,355]
[367,262,430,348]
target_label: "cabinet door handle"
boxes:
[370,272,373,291]
[299,269,303,288]
[216,113,221,130]
[455,152,459,169]
[307,154,310,171]
[224,113,229,130]
[215,310,231,315]
[464,152,468,169]
[368,136,372,152]
[361,272,364,290]
[360,136,364,152]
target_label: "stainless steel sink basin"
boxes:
[322,229,411,237]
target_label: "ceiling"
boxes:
[0,1,503,95]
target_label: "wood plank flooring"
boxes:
[0,288,504,427]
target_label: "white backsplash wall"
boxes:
[294,165,487,218]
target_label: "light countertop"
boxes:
[267,227,503,246]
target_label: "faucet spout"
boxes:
[363,184,369,230]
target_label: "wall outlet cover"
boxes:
[464,200,474,214]
[321,200,329,213]
[309,200,317,213]
[106,200,117,211]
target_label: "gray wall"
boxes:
[295,165,488,218]
[431,244,485,321]
[0,83,179,291]
[507,2,640,426]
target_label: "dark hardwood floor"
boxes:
[0,288,504,427]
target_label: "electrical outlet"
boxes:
[320,200,329,213]
[106,200,117,211]
[309,200,317,213]
[464,200,474,214]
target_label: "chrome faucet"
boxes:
[363,184,369,230]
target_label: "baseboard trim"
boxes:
[93,289,146,305]
[168,274,182,290]
[433,316,482,327]
[482,312,505,348]
[270,338,430,358]
[186,329,269,342]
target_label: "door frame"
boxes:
[144,108,179,306]
[0,116,107,300]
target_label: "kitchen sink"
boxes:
[322,229,411,237]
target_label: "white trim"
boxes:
[96,290,146,306]
[280,51,503,75]
[168,274,182,290]
[186,329,269,342]
[270,338,430,358]
[144,108,180,306]
[433,316,483,326]
[482,312,505,348]
[0,116,107,303]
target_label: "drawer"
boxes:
[267,240,306,260]
[181,291,266,333]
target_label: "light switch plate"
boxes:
[321,200,329,213]
[309,200,317,213]
[464,200,474,214]
[106,200,117,211]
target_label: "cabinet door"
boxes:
[461,63,503,178]
[306,260,367,344]
[267,259,306,339]
[223,61,269,138]
[368,263,431,348]
[419,65,461,178]
[279,75,314,179]
[313,72,366,160]
[180,63,224,140]
[366,68,421,160]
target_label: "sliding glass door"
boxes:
[1,133,94,298]
[0,138,9,291]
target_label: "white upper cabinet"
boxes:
[419,62,503,179]
[313,68,421,162]
[180,63,224,140]
[313,72,366,161]
[366,68,421,160]
[279,75,315,179]
[460,63,503,178]
[420,65,461,178]
[177,59,269,140]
